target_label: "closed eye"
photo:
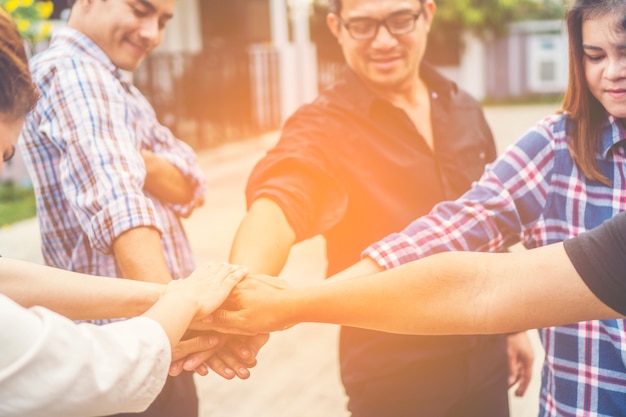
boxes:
[585,54,605,62]
[3,146,15,163]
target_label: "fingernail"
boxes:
[208,335,218,345]
[184,360,195,370]
[239,347,251,358]
[239,368,250,376]
[224,368,235,376]
[205,315,214,323]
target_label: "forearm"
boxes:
[142,150,195,205]
[0,258,164,320]
[327,257,384,281]
[293,245,620,334]
[113,227,172,284]
[141,291,197,349]
[229,198,296,275]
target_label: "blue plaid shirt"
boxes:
[20,28,205,288]
[365,112,626,416]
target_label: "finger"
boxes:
[214,345,253,379]
[202,352,237,380]
[220,265,248,290]
[179,344,246,377]
[169,359,185,376]
[515,362,533,397]
[193,364,209,377]
[172,334,220,362]
[234,333,270,364]
[206,309,257,335]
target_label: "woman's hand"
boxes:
[165,263,248,321]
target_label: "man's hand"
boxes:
[507,331,535,397]
[170,333,269,379]
[201,273,294,335]
[142,149,197,205]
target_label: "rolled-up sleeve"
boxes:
[364,122,557,269]
[45,60,164,254]
[147,119,207,218]
[245,112,348,241]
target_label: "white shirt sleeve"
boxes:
[0,294,171,417]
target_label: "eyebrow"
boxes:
[583,44,626,52]
[345,6,415,19]
[582,44,602,51]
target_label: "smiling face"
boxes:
[70,0,176,71]
[327,0,435,94]
[582,12,626,119]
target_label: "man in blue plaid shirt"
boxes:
[19,0,210,416]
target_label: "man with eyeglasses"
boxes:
[228,0,533,415]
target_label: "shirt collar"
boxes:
[341,62,457,116]
[50,27,126,83]
[601,115,626,159]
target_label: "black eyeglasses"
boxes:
[338,9,424,41]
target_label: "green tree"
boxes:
[0,0,54,44]
[433,0,565,36]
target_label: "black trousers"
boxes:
[343,335,509,417]
[109,372,198,417]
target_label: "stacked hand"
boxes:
[168,271,294,378]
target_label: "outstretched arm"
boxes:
[0,257,163,320]
[229,197,296,275]
[212,242,621,335]
[171,198,295,378]
[0,258,247,337]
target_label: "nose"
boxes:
[605,56,626,81]
[370,23,398,49]
[138,18,160,44]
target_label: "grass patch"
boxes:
[0,182,37,227]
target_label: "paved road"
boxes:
[0,104,559,417]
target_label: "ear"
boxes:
[423,0,436,33]
[327,13,341,40]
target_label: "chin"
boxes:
[117,59,143,72]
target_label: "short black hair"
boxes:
[328,0,340,15]
[328,0,426,16]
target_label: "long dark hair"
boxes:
[562,0,626,185]
[0,10,39,121]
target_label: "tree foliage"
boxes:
[433,0,565,36]
[0,0,54,43]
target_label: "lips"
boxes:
[126,39,151,56]
[605,88,626,99]
[369,56,402,70]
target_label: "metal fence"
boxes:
[134,44,345,151]
[134,44,281,150]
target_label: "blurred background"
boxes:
[0,0,569,224]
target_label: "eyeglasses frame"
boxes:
[337,8,424,41]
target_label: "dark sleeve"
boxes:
[563,212,626,316]
[245,105,348,242]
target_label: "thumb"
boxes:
[204,309,258,336]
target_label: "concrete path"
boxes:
[0,104,560,417]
